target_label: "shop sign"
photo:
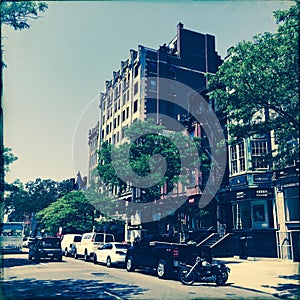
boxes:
[251,188,274,198]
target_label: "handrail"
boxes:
[209,233,232,249]
[196,233,217,248]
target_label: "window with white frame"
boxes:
[230,145,238,174]
[251,140,268,170]
[238,141,245,172]
[230,141,246,174]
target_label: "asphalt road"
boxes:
[1,252,278,300]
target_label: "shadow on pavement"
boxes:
[3,258,67,268]
[1,278,147,300]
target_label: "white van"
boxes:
[60,234,82,257]
[74,232,115,261]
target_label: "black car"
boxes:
[28,237,63,262]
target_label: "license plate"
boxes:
[48,253,54,256]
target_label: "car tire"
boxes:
[64,248,69,257]
[106,257,112,268]
[157,259,169,279]
[84,251,89,262]
[93,255,98,264]
[28,255,33,261]
[126,256,135,272]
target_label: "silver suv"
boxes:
[74,232,115,261]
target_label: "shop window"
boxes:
[284,186,300,222]
[234,201,251,229]
[251,201,269,229]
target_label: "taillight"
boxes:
[173,248,179,258]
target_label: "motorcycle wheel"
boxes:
[179,267,196,285]
[215,271,228,286]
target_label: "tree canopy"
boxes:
[36,191,95,235]
[0,1,48,30]
[207,3,299,168]
[4,178,74,222]
[97,119,205,203]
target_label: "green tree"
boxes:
[3,147,17,175]
[36,191,95,235]
[0,1,48,30]
[4,178,74,222]
[97,119,205,203]
[207,3,299,168]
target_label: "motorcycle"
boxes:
[179,256,230,286]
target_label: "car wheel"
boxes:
[126,256,135,272]
[157,259,169,279]
[64,248,69,257]
[28,255,33,261]
[93,254,98,264]
[84,251,89,262]
[106,257,112,268]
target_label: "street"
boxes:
[1,252,278,300]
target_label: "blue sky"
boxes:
[3,0,293,184]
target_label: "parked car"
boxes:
[22,237,35,248]
[60,234,82,257]
[93,242,130,267]
[74,232,115,261]
[28,237,63,262]
[125,235,209,279]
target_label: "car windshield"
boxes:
[41,239,61,249]
[115,244,130,249]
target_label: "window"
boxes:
[149,79,157,91]
[238,142,245,172]
[122,110,126,122]
[284,187,300,222]
[134,82,138,95]
[148,61,157,73]
[168,66,176,78]
[251,140,268,169]
[134,64,139,77]
[169,83,176,96]
[133,100,138,113]
[230,145,238,174]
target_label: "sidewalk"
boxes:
[215,257,300,299]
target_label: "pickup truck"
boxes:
[125,235,210,279]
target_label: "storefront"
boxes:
[230,187,277,258]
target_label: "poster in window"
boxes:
[253,204,265,222]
